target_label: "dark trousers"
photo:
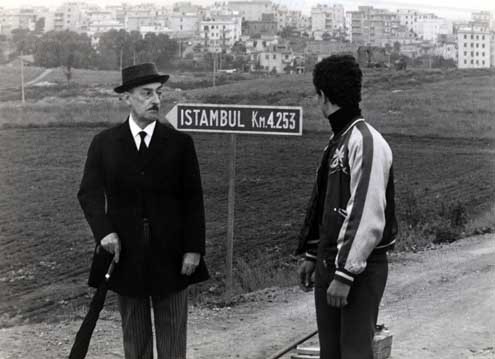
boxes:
[314,252,388,359]
[118,290,188,359]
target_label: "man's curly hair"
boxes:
[312,55,362,108]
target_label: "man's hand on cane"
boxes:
[181,252,200,276]
[100,233,121,263]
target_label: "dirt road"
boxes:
[0,234,494,359]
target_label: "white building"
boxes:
[86,10,122,35]
[471,11,492,28]
[200,17,242,53]
[457,24,491,68]
[0,8,20,36]
[275,5,307,32]
[311,4,345,33]
[125,4,159,32]
[415,18,452,42]
[257,49,293,73]
[244,35,278,53]
[347,6,401,46]
[54,2,94,32]
[139,23,171,36]
[168,12,201,38]
[396,9,437,34]
[227,1,274,22]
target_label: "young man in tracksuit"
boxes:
[296,55,398,359]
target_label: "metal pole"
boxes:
[20,51,25,103]
[120,47,123,72]
[212,52,216,87]
[225,133,236,301]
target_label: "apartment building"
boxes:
[396,9,436,34]
[168,12,200,38]
[457,24,491,68]
[347,6,401,46]
[471,11,491,28]
[227,1,274,22]
[243,13,277,37]
[311,4,345,33]
[415,18,453,42]
[200,17,242,53]
[86,10,123,35]
[54,2,96,32]
[126,4,160,32]
[0,8,21,36]
[275,6,307,32]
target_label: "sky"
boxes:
[1,0,494,20]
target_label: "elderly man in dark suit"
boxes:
[78,63,209,359]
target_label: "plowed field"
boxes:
[0,127,494,326]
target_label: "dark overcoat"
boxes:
[78,119,209,297]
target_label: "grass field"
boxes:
[0,64,47,89]
[0,67,494,325]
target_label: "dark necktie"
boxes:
[138,131,147,155]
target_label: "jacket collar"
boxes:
[329,118,364,142]
[115,118,172,170]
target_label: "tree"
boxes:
[34,18,45,34]
[97,30,178,70]
[321,32,332,41]
[11,28,37,54]
[34,30,96,72]
[393,41,401,53]
[97,29,132,70]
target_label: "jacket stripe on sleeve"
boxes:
[335,122,392,280]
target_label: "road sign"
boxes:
[166,102,304,301]
[166,103,303,136]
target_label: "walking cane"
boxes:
[68,256,116,359]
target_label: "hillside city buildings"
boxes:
[0,1,494,71]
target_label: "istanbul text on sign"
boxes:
[176,104,302,135]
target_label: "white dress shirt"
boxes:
[129,113,156,150]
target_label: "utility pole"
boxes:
[212,52,216,87]
[120,47,123,72]
[20,50,25,104]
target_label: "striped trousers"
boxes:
[118,290,188,359]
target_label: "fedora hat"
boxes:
[114,62,169,93]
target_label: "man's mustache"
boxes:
[148,106,159,111]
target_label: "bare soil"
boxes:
[1,234,493,359]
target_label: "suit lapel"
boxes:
[116,119,140,171]
[140,121,171,170]
[115,119,172,171]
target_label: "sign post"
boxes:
[226,133,236,299]
[166,103,303,300]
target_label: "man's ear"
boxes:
[121,92,131,106]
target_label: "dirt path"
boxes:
[0,234,494,359]
[24,69,53,86]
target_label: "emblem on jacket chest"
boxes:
[329,146,348,174]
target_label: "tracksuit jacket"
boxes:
[296,116,398,286]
